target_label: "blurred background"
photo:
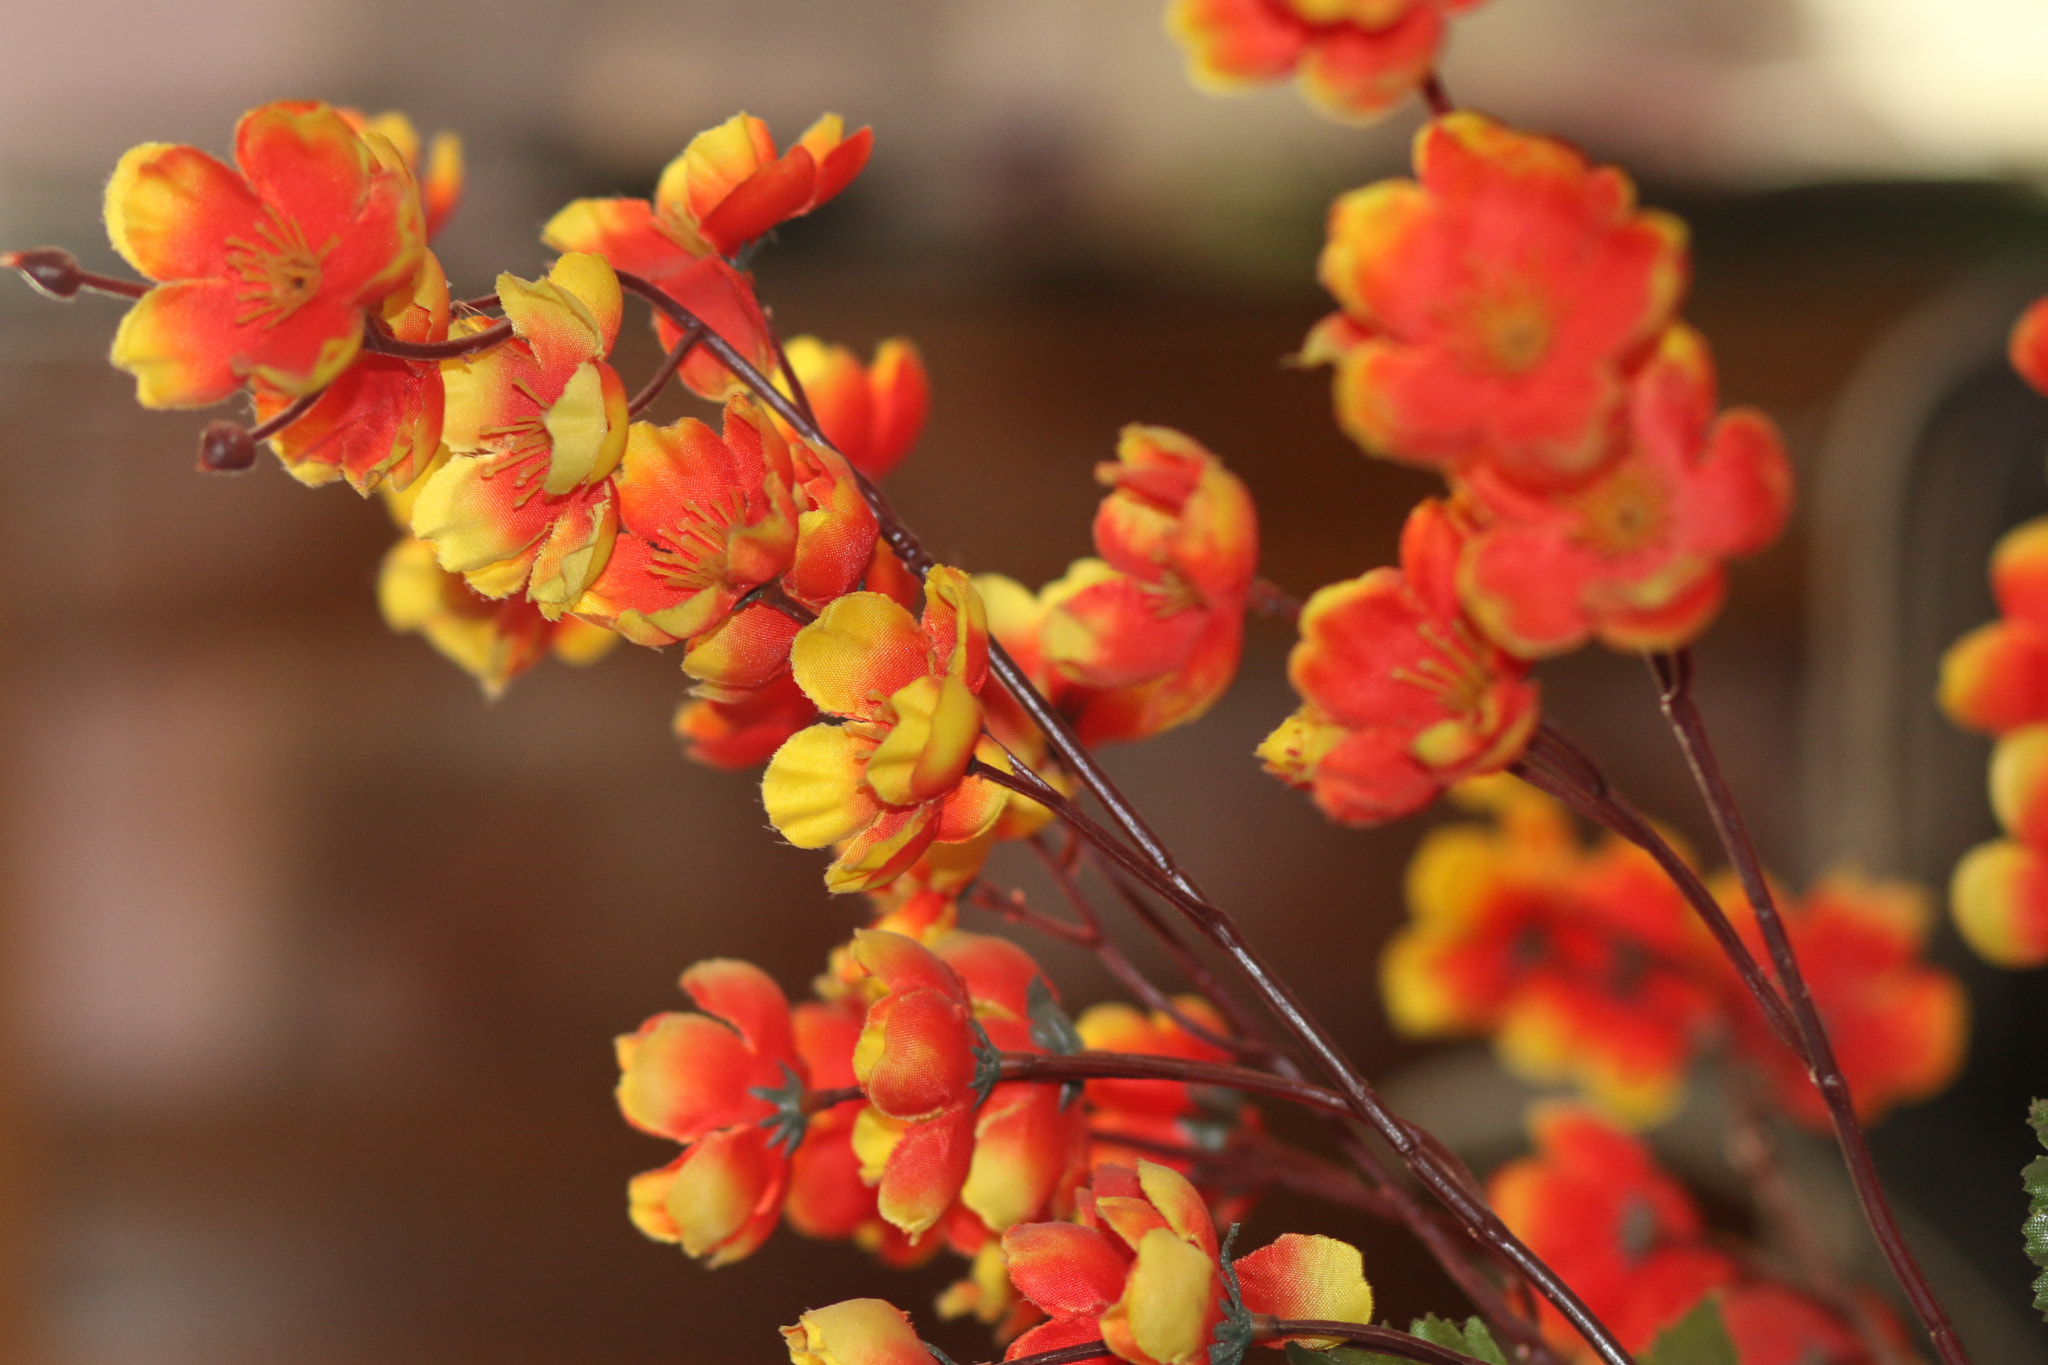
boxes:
[2,0,2048,1360]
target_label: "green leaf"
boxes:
[1026,976,1083,1055]
[1642,1296,1736,1365]
[1408,1317,1507,1365]
[2023,1098,2048,1321]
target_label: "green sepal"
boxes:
[1641,1295,1736,1365]
[748,1061,810,1155]
[1026,977,1086,1111]
[1209,1224,1254,1365]
[969,1018,1003,1109]
[2024,1098,2048,1321]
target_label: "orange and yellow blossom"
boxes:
[252,247,451,493]
[763,566,1022,893]
[847,929,1087,1241]
[1382,781,1715,1125]
[543,112,868,401]
[979,426,1258,746]
[1493,1106,1894,1363]
[340,108,463,240]
[1002,1161,1374,1365]
[2013,293,2048,398]
[409,252,630,613]
[569,395,802,647]
[1259,500,1538,827]
[1169,0,1485,123]
[104,99,424,408]
[784,1299,931,1365]
[1939,517,2048,737]
[1307,112,1687,489]
[774,335,931,481]
[378,535,617,697]
[616,959,805,1265]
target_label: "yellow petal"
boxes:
[763,725,878,848]
[865,675,983,807]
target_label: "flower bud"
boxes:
[197,421,258,473]
[3,247,82,300]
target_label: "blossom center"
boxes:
[1474,297,1553,375]
[225,210,326,329]
[1571,466,1671,559]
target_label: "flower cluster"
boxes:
[1262,114,1793,826]
[1382,781,1965,1128]
[1492,1106,1906,1362]
[1941,513,2048,966]
[1166,0,1485,123]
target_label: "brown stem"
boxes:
[628,321,707,416]
[2,247,148,300]
[1265,1320,1492,1365]
[1646,650,1966,1365]
[361,317,514,361]
[617,270,1633,1365]
[1248,577,1302,622]
[1420,72,1455,118]
[997,1049,1358,1116]
[773,333,823,433]
[1511,724,1800,1050]
[938,1340,1112,1365]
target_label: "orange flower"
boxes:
[1490,1106,1739,1354]
[1938,516,2048,736]
[409,252,631,613]
[762,567,1020,893]
[1074,999,1247,1171]
[1713,872,1965,1129]
[2012,293,2048,398]
[1167,0,1484,123]
[1454,325,1792,658]
[847,930,1085,1240]
[674,670,820,771]
[1493,1105,1894,1363]
[570,395,802,647]
[616,959,804,1265]
[775,336,931,480]
[1307,112,1687,488]
[103,100,424,408]
[251,248,450,493]
[340,109,463,240]
[1003,1162,1373,1365]
[1382,781,1715,1124]
[542,113,867,401]
[1950,836,2048,968]
[1258,500,1538,826]
[1041,426,1259,744]
[377,534,616,697]
[783,1299,931,1365]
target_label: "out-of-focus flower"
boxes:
[675,670,820,770]
[1382,780,1713,1125]
[1714,871,1965,1129]
[1004,1161,1373,1365]
[1938,516,2048,736]
[775,336,931,480]
[342,108,463,239]
[1307,113,1686,489]
[1950,837,2048,968]
[378,535,616,696]
[104,99,424,408]
[763,567,1019,893]
[783,1299,930,1365]
[409,252,629,612]
[1167,0,1485,123]
[1259,500,1537,826]
[1492,1105,1894,1363]
[2012,294,2048,398]
[1454,326,1792,658]
[252,249,450,493]
[616,959,803,1265]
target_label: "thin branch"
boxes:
[361,317,514,361]
[1647,650,1966,1365]
[614,269,1635,1365]
[628,320,707,416]
[1264,1320,1493,1365]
